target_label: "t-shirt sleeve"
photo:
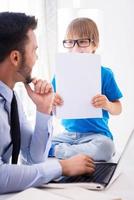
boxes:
[51,76,56,92]
[102,67,123,101]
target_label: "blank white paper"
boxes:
[55,53,102,119]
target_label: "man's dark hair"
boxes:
[0,12,37,62]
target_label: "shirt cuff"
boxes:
[39,158,62,182]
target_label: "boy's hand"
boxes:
[53,93,63,106]
[92,94,111,111]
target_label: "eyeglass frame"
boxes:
[63,38,94,48]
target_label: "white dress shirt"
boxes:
[0,81,62,194]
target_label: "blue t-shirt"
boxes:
[52,66,123,139]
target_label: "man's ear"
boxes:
[10,50,21,67]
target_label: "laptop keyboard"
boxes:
[52,162,117,185]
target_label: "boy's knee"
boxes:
[95,137,115,161]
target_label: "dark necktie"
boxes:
[10,92,21,164]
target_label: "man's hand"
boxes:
[59,154,95,176]
[25,78,54,114]
[53,93,63,106]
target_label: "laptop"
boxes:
[45,129,134,191]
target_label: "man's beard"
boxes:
[17,56,33,84]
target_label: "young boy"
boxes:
[49,17,123,161]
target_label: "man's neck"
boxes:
[0,62,15,89]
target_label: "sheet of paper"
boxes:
[55,53,102,119]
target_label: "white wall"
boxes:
[58,0,134,152]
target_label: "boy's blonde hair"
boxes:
[65,17,99,47]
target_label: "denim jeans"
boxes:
[49,131,115,161]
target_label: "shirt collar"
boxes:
[0,81,13,103]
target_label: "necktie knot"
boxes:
[10,92,21,164]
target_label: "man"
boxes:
[0,12,95,194]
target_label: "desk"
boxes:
[0,170,133,200]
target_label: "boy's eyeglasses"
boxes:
[63,38,93,48]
